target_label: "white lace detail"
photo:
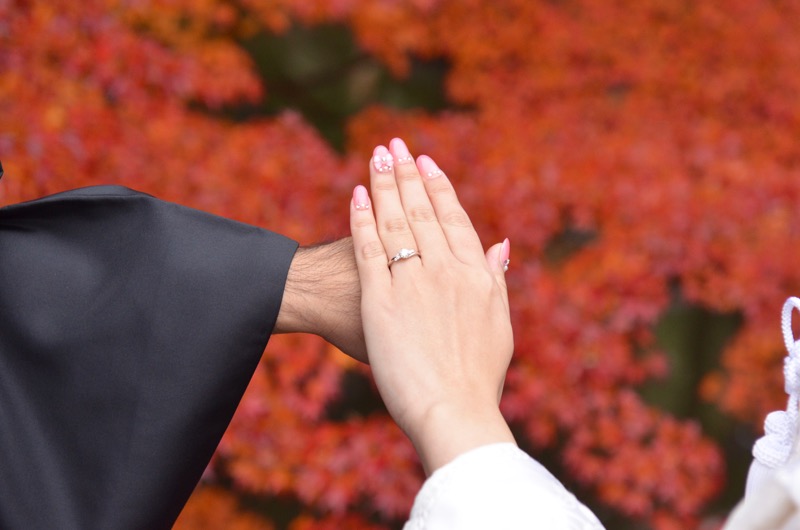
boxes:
[752,297,800,470]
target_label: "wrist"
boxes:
[408,400,516,475]
[274,238,362,348]
[274,246,314,335]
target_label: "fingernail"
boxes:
[353,185,370,210]
[372,145,394,173]
[390,138,414,164]
[418,155,443,179]
[500,238,510,272]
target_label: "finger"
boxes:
[417,155,485,265]
[389,138,448,264]
[350,184,390,289]
[485,238,511,312]
[370,145,421,272]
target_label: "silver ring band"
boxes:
[388,248,420,267]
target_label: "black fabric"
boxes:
[0,186,298,529]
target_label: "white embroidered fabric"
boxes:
[774,461,800,529]
[403,443,604,530]
[746,297,800,497]
[725,297,800,529]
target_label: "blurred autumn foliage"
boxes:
[3,0,800,527]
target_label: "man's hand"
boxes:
[274,237,367,363]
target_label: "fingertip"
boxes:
[485,241,504,270]
[485,238,510,274]
[492,238,511,311]
[417,155,444,180]
[389,137,414,163]
[353,184,371,211]
[487,246,508,287]
[500,238,510,272]
[372,145,394,173]
[389,137,406,151]
[349,184,387,283]
[350,184,375,241]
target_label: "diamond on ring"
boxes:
[388,248,420,267]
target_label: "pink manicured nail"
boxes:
[372,146,394,173]
[390,138,414,164]
[500,238,510,271]
[418,155,443,179]
[353,185,370,210]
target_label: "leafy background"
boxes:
[3,0,800,528]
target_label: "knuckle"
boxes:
[396,168,421,182]
[384,217,410,233]
[441,210,472,228]
[426,180,452,195]
[409,206,436,223]
[361,241,385,260]
[351,216,374,229]
[373,179,397,192]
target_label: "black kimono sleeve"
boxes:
[0,186,298,529]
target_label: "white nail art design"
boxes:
[373,152,394,173]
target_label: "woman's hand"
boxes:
[350,138,515,474]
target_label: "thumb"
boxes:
[484,238,510,311]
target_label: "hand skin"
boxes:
[350,138,516,475]
[274,237,368,363]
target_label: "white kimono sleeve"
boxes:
[403,443,605,530]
